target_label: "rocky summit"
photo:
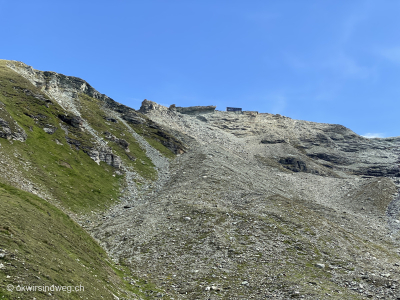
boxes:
[1,60,400,299]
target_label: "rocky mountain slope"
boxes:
[1,60,400,299]
[0,60,179,299]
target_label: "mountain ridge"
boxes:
[1,60,400,299]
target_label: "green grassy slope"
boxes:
[0,60,122,213]
[78,93,158,180]
[0,182,168,299]
[0,60,169,213]
[0,61,172,299]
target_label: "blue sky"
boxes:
[1,0,400,137]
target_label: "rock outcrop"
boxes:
[7,62,186,164]
[88,147,122,168]
[139,99,168,113]
[169,104,216,115]
[104,131,130,151]
[278,156,308,172]
[58,114,84,128]
[0,117,27,142]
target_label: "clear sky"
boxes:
[1,0,399,137]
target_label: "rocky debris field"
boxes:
[89,102,400,299]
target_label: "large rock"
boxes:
[58,114,84,128]
[88,147,122,168]
[139,99,168,114]
[0,118,12,140]
[0,117,27,142]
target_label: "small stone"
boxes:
[315,263,325,269]
[0,253,5,258]
[0,263,4,269]
[43,127,57,134]
[184,217,191,221]
[241,281,249,286]
[211,286,219,291]
[381,273,391,277]
[205,286,211,291]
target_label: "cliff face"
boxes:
[2,60,400,299]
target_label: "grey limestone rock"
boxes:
[172,105,216,115]
[43,126,57,134]
[88,147,122,169]
[139,99,168,114]
[0,118,12,140]
[0,117,27,142]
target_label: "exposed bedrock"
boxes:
[88,147,122,169]
[0,117,27,142]
[169,103,216,115]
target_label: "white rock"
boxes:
[315,263,325,269]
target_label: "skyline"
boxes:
[1,1,400,137]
